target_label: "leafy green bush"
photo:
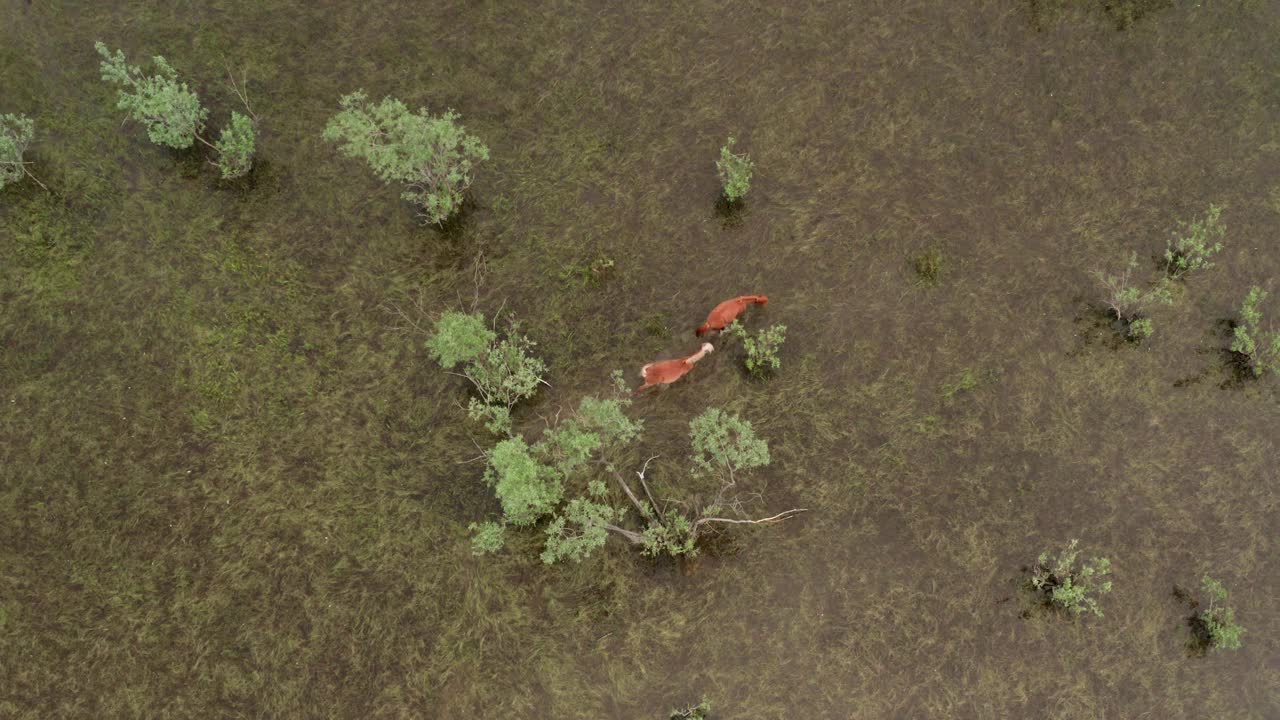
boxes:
[1091,252,1172,340]
[96,42,207,150]
[95,42,258,178]
[469,384,804,564]
[323,91,489,224]
[727,321,787,377]
[1165,204,1224,279]
[912,246,943,285]
[213,111,257,180]
[427,311,545,435]
[1030,539,1113,617]
[716,136,753,203]
[1196,576,1246,651]
[0,113,49,192]
[1230,286,1280,376]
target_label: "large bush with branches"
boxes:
[323,91,489,225]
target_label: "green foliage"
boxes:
[540,498,616,564]
[1031,539,1113,617]
[428,312,544,435]
[213,111,257,179]
[1231,286,1280,376]
[689,408,770,477]
[560,255,615,287]
[484,437,563,526]
[1165,204,1224,279]
[641,514,696,558]
[467,521,506,555]
[323,91,490,224]
[1091,252,1172,339]
[1198,576,1246,651]
[96,42,208,150]
[728,321,787,377]
[427,311,495,369]
[671,698,712,720]
[0,113,35,190]
[716,136,753,203]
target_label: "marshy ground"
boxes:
[2,1,1278,717]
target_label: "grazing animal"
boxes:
[635,343,714,395]
[696,295,768,336]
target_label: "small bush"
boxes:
[716,136,753,203]
[1091,252,1172,340]
[1165,204,1225,279]
[670,698,712,720]
[1030,539,1113,617]
[213,111,256,180]
[727,321,786,377]
[427,311,545,435]
[95,42,258,178]
[0,113,38,190]
[323,91,489,224]
[1196,575,1246,651]
[96,42,208,150]
[1230,286,1280,376]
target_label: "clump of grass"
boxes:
[1164,204,1225,279]
[1191,576,1246,652]
[559,255,615,287]
[911,246,943,285]
[1091,251,1172,341]
[1229,286,1280,377]
[1030,539,1113,617]
[940,367,979,399]
[716,136,753,204]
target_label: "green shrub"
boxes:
[716,136,753,203]
[95,42,258,178]
[1230,286,1280,376]
[323,91,489,224]
[96,42,208,150]
[1091,252,1172,340]
[1197,576,1246,651]
[427,311,545,435]
[213,112,256,180]
[1165,204,1224,279]
[1030,539,1113,617]
[1,113,38,191]
[726,321,787,377]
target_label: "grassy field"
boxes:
[2,0,1278,717]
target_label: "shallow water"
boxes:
[1,0,1278,717]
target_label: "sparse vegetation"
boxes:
[726,320,787,377]
[716,136,753,203]
[1091,252,1172,340]
[323,90,489,224]
[95,42,259,178]
[1230,286,1280,376]
[1194,576,1246,651]
[912,246,943,285]
[1165,204,1225,279]
[671,698,712,720]
[0,114,47,192]
[1030,539,1113,617]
